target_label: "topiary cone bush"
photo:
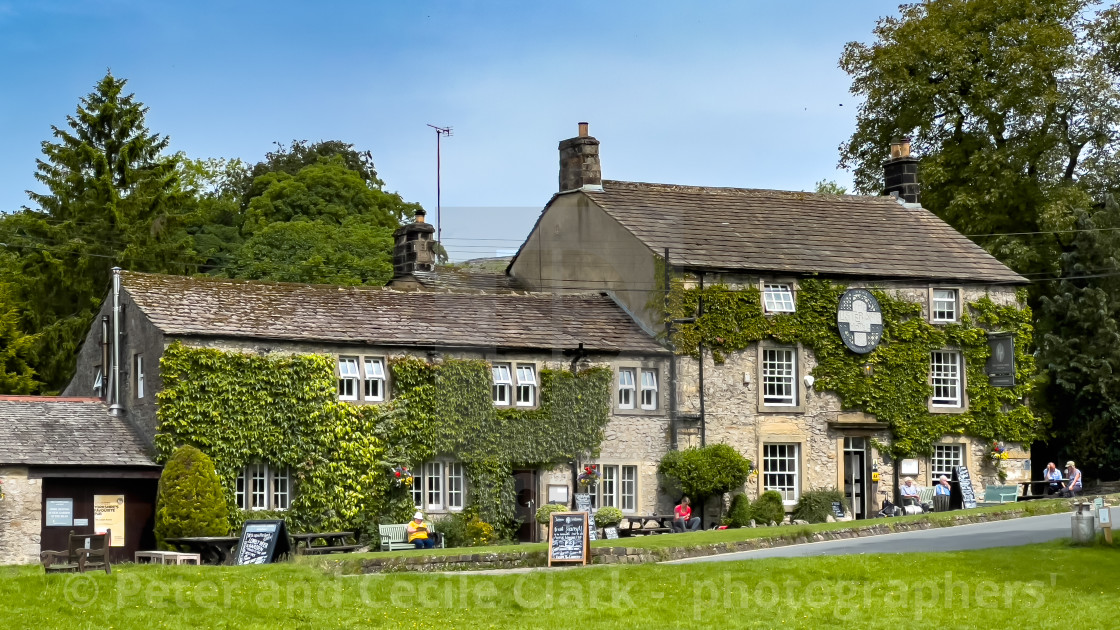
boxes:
[750,490,786,526]
[154,445,231,548]
[728,493,752,528]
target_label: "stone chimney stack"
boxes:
[392,209,436,277]
[883,137,920,204]
[558,122,602,192]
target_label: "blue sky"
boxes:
[0,1,904,261]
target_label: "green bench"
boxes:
[979,484,1019,505]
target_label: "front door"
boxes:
[512,469,538,542]
[843,437,868,520]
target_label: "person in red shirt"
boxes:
[672,497,701,532]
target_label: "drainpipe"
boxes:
[665,248,678,451]
[109,267,124,416]
[698,272,706,447]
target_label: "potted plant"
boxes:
[594,506,624,529]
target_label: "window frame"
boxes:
[425,461,444,510]
[600,465,619,508]
[492,363,512,406]
[930,350,964,410]
[134,354,145,399]
[930,288,960,324]
[447,462,465,511]
[639,369,659,410]
[234,463,292,512]
[760,346,798,408]
[617,368,636,410]
[620,465,637,512]
[337,356,360,401]
[363,357,386,402]
[762,283,797,313]
[515,364,537,407]
[930,443,964,479]
[762,443,801,506]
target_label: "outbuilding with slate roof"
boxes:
[0,396,158,564]
[62,268,670,543]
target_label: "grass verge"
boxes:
[2,540,1117,629]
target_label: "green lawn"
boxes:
[5,540,1117,629]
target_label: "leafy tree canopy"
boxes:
[657,444,752,520]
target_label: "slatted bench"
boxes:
[379,524,445,551]
[979,485,1019,506]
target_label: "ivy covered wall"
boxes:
[666,278,1045,458]
[155,342,612,534]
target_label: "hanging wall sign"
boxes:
[837,289,884,354]
[986,332,1016,387]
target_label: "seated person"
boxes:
[933,475,951,511]
[672,497,701,532]
[900,477,920,506]
[1062,461,1083,497]
[407,511,435,549]
[1045,462,1064,495]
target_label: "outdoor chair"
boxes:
[41,530,111,574]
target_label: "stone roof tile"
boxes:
[0,398,156,467]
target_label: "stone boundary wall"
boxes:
[0,467,43,566]
[356,501,1090,574]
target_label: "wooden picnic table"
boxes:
[620,514,674,536]
[164,536,240,565]
[290,531,362,555]
[1018,478,1070,501]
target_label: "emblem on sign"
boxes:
[837,289,883,354]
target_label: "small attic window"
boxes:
[763,284,796,313]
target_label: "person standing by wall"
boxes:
[1062,461,1083,497]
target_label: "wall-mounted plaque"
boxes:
[45,498,73,527]
[837,289,884,354]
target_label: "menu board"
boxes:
[831,501,845,519]
[574,494,597,540]
[604,527,619,540]
[956,465,977,509]
[548,512,589,566]
[235,520,291,565]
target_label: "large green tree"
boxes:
[0,72,198,391]
[840,0,1120,278]
[839,0,1120,477]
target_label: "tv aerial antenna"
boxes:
[426,124,453,244]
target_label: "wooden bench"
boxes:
[379,524,445,551]
[42,530,111,574]
[980,484,1019,505]
[291,531,362,555]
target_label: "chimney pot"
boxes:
[884,136,920,205]
[415,208,426,223]
[558,123,602,192]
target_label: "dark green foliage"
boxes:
[728,493,752,528]
[156,343,612,539]
[1039,198,1120,478]
[792,489,846,524]
[0,72,198,391]
[658,444,752,521]
[668,278,1042,458]
[154,446,230,547]
[0,281,37,394]
[433,511,473,548]
[750,490,786,526]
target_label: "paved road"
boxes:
[668,512,1074,564]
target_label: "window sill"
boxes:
[757,404,805,414]
[929,404,967,414]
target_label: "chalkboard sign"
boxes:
[831,501,846,519]
[605,526,619,540]
[574,493,592,513]
[235,519,291,565]
[548,512,589,566]
[955,466,977,510]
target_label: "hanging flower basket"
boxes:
[988,441,1009,461]
[577,464,600,488]
[392,465,414,487]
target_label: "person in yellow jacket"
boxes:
[406,511,435,549]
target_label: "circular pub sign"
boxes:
[837,289,884,354]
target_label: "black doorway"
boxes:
[512,469,538,542]
[843,437,868,519]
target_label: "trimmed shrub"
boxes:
[154,445,230,547]
[433,511,472,548]
[466,516,497,546]
[535,503,570,524]
[594,506,624,528]
[728,493,752,528]
[658,444,752,521]
[750,490,786,525]
[792,488,846,524]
